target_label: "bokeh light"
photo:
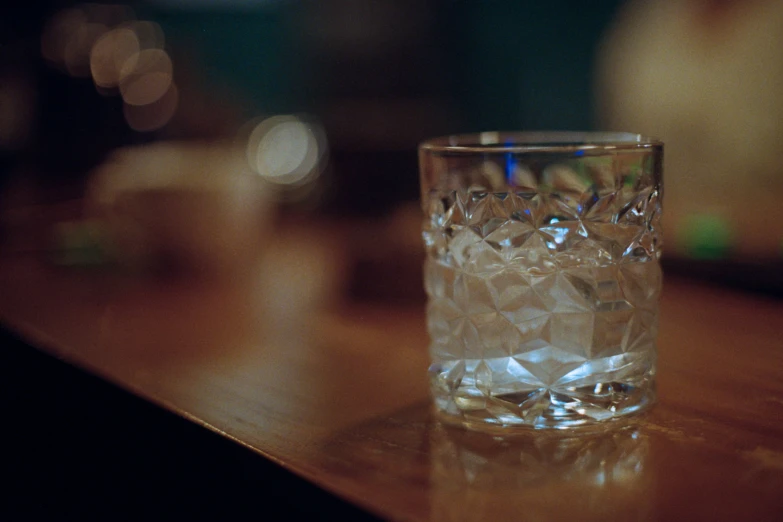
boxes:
[41,4,137,73]
[90,27,140,88]
[119,48,173,106]
[41,4,178,133]
[245,115,327,187]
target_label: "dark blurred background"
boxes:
[0,0,622,213]
[2,0,783,288]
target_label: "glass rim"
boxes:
[420,131,663,154]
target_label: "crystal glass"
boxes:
[419,132,663,430]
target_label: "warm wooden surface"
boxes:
[2,252,783,521]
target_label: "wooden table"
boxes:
[2,250,783,521]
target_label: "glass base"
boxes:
[432,382,656,432]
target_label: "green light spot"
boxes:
[676,214,734,260]
[52,220,113,267]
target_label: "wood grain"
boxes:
[2,251,783,521]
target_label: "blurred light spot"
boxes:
[480,132,499,145]
[246,116,326,186]
[119,49,173,106]
[676,214,734,260]
[90,27,140,88]
[42,5,138,76]
[123,82,179,132]
[504,152,516,181]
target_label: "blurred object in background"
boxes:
[0,1,252,266]
[38,4,210,143]
[597,0,783,262]
[1,0,629,199]
[14,3,139,186]
[141,0,623,216]
[86,141,273,277]
[1,0,630,301]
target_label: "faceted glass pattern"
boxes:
[420,133,663,430]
